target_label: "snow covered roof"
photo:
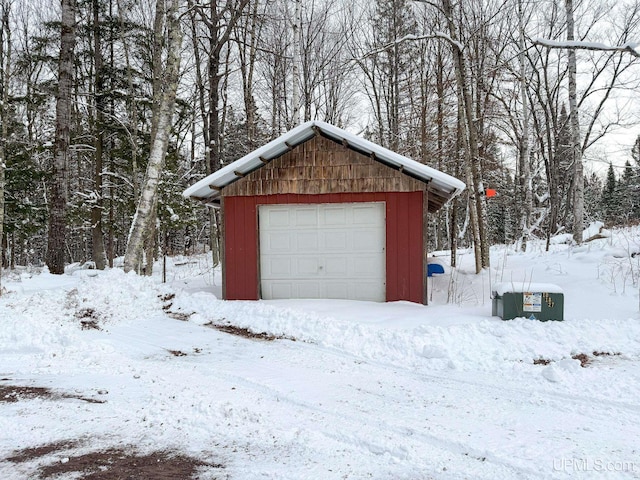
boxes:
[183,120,465,208]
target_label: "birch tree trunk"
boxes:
[47,0,76,275]
[566,0,583,244]
[0,1,10,292]
[123,0,183,274]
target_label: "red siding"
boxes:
[224,196,259,300]
[223,192,425,303]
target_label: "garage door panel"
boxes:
[353,228,385,251]
[262,232,292,252]
[295,207,318,226]
[352,204,385,224]
[296,257,320,275]
[352,257,384,275]
[269,282,293,299]
[296,232,319,251]
[353,282,385,301]
[324,257,349,276]
[266,208,291,228]
[321,206,347,226]
[296,281,321,298]
[267,257,292,276]
[323,231,348,250]
[259,203,385,301]
[325,282,350,299]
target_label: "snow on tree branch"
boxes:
[533,38,640,58]
[360,32,463,60]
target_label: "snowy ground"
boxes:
[1,228,640,479]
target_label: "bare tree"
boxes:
[194,0,251,175]
[298,0,357,124]
[292,0,301,124]
[531,0,640,244]
[188,0,250,265]
[440,0,490,272]
[123,0,183,273]
[357,0,417,150]
[517,0,532,251]
[232,0,265,149]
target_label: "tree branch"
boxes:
[360,32,462,60]
[533,38,640,58]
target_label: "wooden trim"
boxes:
[255,205,261,299]
[423,188,429,305]
[220,196,226,300]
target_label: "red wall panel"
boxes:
[223,192,425,303]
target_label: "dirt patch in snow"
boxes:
[0,385,53,403]
[208,323,295,342]
[5,443,222,479]
[168,349,188,357]
[572,351,621,367]
[571,353,591,367]
[76,308,102,330]
[0,384,105,404]
[592,350,621,358]
[160,293,195,321]
[534,351,622,368]
[4,440,79,463]
[533,358,551,366]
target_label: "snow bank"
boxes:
[170,289,640,394]
[0,269,172,376]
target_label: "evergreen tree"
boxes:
[551,104,574,233]
[601,162,618,224]
[617,160,635,223]
[584,172,603,223]
[630,135,640,221]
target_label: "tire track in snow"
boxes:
[133,337,562,479]
[196,337,640,479]
[100,318,640,479]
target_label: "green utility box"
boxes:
[492,283,564,321]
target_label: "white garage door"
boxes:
[259,202,386,301]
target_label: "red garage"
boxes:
[183,121,464,305]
